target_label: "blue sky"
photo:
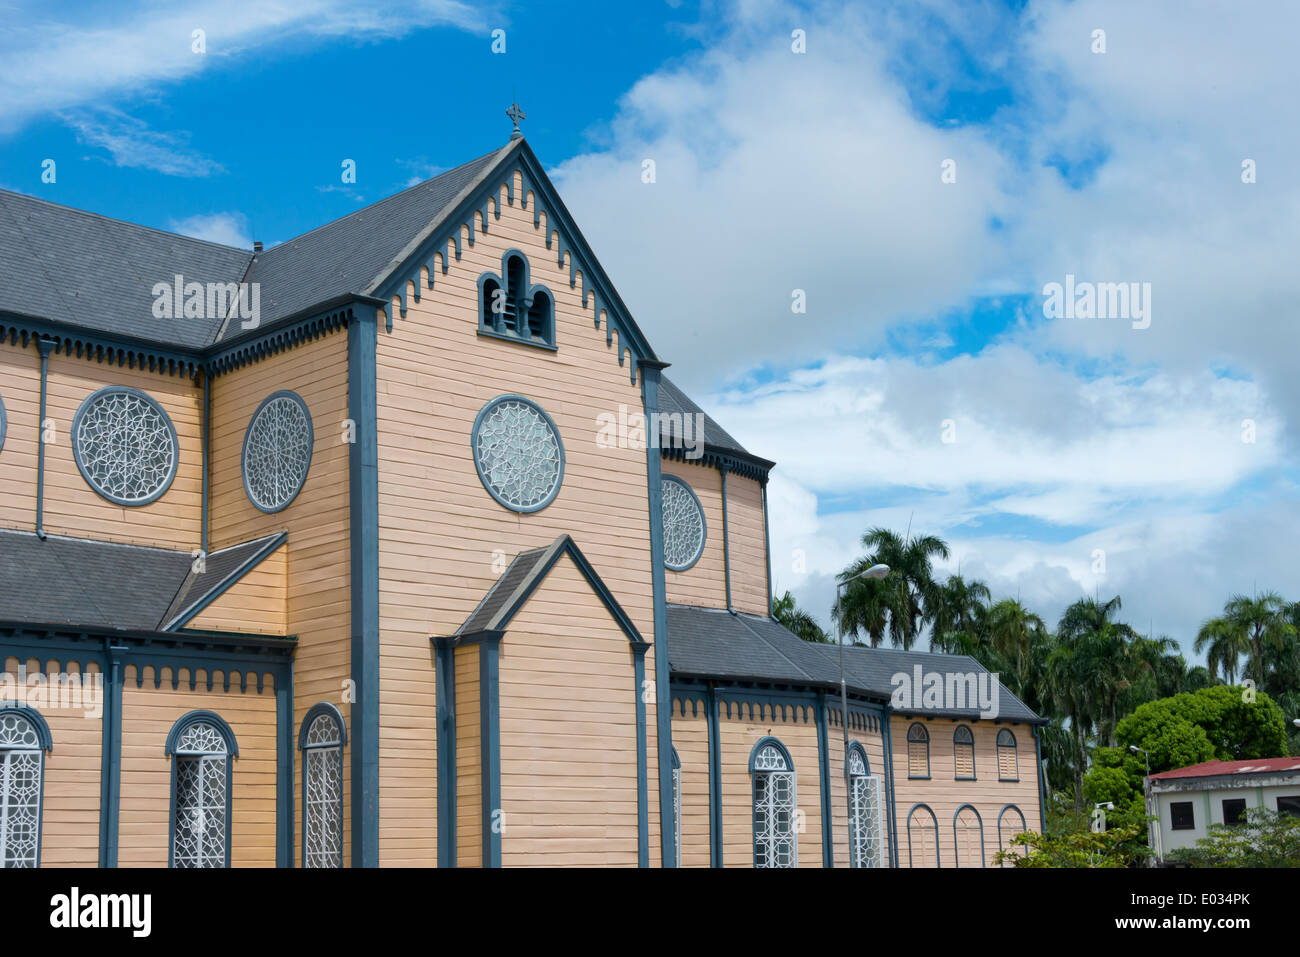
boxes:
[2,0,1297,662]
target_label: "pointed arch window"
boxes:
[907,804,940,867]
[750,738,796,868]
[998,805,1028,865]
[0,708,52,868]
[300,703,346,868]
[846,742,883,868]
[478,250,555,348]
[953,805,985,867]
[167,712,237,868]
[954,724,976,779]
[996,728,1019,781]
[906,722,930,779]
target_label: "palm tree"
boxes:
[771,590,830,643]
[835,527,949,649]
[1127,633,1183,706]
[1057,595,1138,748]
[1043,632,1091,809]
[1194,617,1248,684]
[986,598,1046,691]
[929,574,991,654]
[1195,592,1294,685]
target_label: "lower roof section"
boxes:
[0,528,285,634]
[666,603,1043,724]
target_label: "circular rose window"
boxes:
[242,391,314,513]
[72,386,179,506]
[472,395,564,512]
[661,475,706,570]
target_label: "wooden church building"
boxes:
[0,122,1045,868]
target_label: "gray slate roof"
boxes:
[0,189,252,349]
[659,375,750,456]
[667,603,1042,723]
[225,146,505,340]
[0,529,284,633]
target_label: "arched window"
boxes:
[671,747,681,868]
[953,805,985,867]
[906,722,930,779]
[846,742,883,868]
[907,804,940,867]
[953,724,976,779]
[478,251,555,347]
[167,711,237,868]
[997,805,1028,865]
[300,703,346,868]
[996,728,1019,781]
[750,738,796,868]
[0,707,52,868]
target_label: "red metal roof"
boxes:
[1150,757,1300,780]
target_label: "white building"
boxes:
[1147,757,1300,862]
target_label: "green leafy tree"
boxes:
[834,527,948,649]
[994,822,1149,868]
[771,590,830,643]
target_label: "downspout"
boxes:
[200,371,210,554]
[34,337,53,539]
[883,710,900,867]
[720,466,733,613]
[762,479,773,614]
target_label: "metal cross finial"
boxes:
[506,101,526,139]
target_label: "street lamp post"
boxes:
[835,563,889,865]
[1129,744,1154,864]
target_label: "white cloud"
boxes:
[62,108,223,177]
[166,211,252,248]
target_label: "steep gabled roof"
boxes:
[0,529,285,633]
[451,534,645,647]
[223,145,508,342]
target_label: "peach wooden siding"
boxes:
[671,707,711,867]
[717,706,823,867]
[826,726,889,868]
[0,343,40,533]
[889,715,1041,868]
[498,554,639,867]
[117,665,278,867]
[0,341,202,548]
[207,330,352,865]
[725,474,768,616]
[2,657,102,866]
[374,167,658,865]
[454,642,481,867]
[661,459,726,609]
[186,542,287,635]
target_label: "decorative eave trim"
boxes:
[669,673,890,707]
[204,297,379,378]
[371,139,659,384]
[0,310,203,379]
[661,443,774,483]
[160,531,288,632]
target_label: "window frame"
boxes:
[846,741,883,868]
[997,804,1027,865]
[906,722,931,779]
[166,710,238,869]
[1169,800,1196,831]
[996,728,1019,782]
[906,803,940,867]
[1221,798,1247,827]
[71,385,180,506]
[241,389,315,514]
[749,736,797,868]
[0,706,53,868]
[1276,795,1300,818]
[470,393,566,514]
[476,250,557,350]
[952,804,985,868]
[660,474,708,571]
[953,724,976,780]
[299,702,347,868]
